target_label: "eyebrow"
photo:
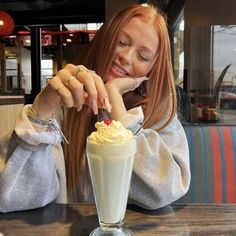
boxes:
[121,31,156,57]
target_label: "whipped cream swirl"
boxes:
[88,120,134,145]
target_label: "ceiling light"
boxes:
[139,0,149,6]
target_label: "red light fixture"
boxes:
[0,11,15,37]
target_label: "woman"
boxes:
[0,4,190,212]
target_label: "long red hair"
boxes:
[63,4,177,201]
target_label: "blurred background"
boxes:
[0,0,236,137]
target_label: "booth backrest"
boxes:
[176,125,236,203]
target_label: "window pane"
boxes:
[173,15,184,88]
[213,25,236,123]
[41,59,53,88]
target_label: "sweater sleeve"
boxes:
[0,105,67,213]
[118,106,191,210]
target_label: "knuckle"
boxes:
[71,83,83,92]
[65,63,73,70]
[95,75,104,83]
[74,88,83,96]
[48,77,56,85]
[77,84,84,93]
[57,69,65,78]
[63,93,73,101]
[89,92,98,100]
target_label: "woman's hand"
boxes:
[106,76,149,95]
[105,76,149,120]
[32,64,111,120]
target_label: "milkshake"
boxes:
[86,120,137,236]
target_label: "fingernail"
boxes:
[104,97,112,113]
[91,99,98,115]
[77,106,82,112]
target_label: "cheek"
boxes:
[133,62,153,77]
[114,46,120,57]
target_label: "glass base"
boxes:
[89,227,133,236]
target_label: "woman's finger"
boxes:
[58,69,85,109]
[61,64,112,114]
[49,76,74,108]
[66,76,84,110]
[78,71,98,114]
[89,71,112,112]
[63,64,98,114]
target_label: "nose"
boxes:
[118,47,133,65]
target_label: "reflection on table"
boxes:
[0,203,236,235]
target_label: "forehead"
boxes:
[121,17,159,54]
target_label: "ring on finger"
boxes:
[76,65,85,78]
[66,76,76,87]
[89,69,96,74]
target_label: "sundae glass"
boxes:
[86,120,137,236]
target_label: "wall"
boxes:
[21,47,32,94]
[0,103,24,138]
[185,0,236,26]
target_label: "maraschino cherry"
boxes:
[104,119,112,125]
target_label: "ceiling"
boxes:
[0,0,105,26]
[0,0,180,47]
[0,0,176,26]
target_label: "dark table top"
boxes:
[0,203,236,235]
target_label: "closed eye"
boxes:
[137,53,150,62]
[119,40,129,47]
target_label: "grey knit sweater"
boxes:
[0,105,190,213]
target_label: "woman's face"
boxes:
[107,16,158,81]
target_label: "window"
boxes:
[173,13,184,88]
[172,16,236,124]
[0,22,102,97]
[213,25,236,123]
[41,59,53,88]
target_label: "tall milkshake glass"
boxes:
[86,121,137,236]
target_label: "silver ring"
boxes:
[76,65,85,78]
[89,70,96,74]
[77,65,84,72]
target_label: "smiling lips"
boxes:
[111,62,129,77]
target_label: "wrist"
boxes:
[105,82,120,94]
[27,105,53,126]
[32,94,56,120]
[105,83,127,120]
[32,86,60,120]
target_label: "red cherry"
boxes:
[104,119,112,125]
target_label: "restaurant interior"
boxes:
[1,0,236,135]
[0,0,236,234]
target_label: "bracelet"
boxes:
[27,106,69,144]
[27,106,53,126]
